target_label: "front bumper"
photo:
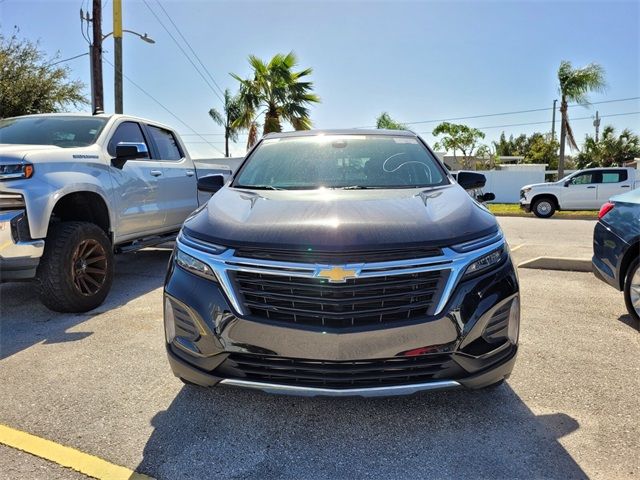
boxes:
[164,247,520,396]
[0,210,44,281]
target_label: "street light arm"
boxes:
[102,30,155,43]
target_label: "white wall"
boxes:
[482,169,546,203]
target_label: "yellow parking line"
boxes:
[510,243,525,252]
[0,424,152,480]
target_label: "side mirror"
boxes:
[564,180,571,187]
[112,142,149,169]
[197,174,225,194]
[457,171,486,190]
[478,192,495,202]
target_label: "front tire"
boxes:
[623,257,640,325]
[532,198,556,218]
[36,221,114,313]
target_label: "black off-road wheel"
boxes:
[623,256,640,326]
[36,221,114,313]
[532,197,556,218]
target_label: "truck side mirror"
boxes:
[197,174,225,194]
[457,171,486,190]
[478,192,495,202]
[112,142,149,169]
[564,180,571,187]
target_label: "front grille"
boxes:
[233,247,443,264]
[233,269,448,329]
[216,353,464,389]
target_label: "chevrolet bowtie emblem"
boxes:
[315,266,359,283]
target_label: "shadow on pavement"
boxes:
[0,247,171,360]
[617,314,639,331]
[137,384,585,479]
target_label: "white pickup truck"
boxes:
[520,167,639,218]
[0,113,228,312]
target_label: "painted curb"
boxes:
[518,257,592,272]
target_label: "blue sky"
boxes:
[1,0,639,158]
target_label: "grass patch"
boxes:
[487,203,598,220]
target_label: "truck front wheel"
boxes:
[532,198,556,218]
[36,221,114,313]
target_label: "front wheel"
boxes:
[532,198,556,218]
[624,257,640,325]
[36,221,114,313]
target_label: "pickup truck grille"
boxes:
[215,353,464,389]
[233,269,448,329]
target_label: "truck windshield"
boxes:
[0,116,108,148]
[234,134,448,190]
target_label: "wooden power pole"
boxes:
[91,0,104,114]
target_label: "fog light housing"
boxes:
[164,296,176,344]
[507,296,520,344]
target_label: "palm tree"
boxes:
[557,61,606,177]
[376,112,407,130]
[231,52,320,139]
[208,89,242,157]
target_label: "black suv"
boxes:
[163,130,520,397]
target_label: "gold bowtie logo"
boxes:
[316,266,359,283]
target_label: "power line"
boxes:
[141,0,225,105]
[416,111,640,134]
[357,96,640,128]
[103,57,225,156]
[154,0,226,98]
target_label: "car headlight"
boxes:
[0,163,34,181]
[175,249,217,281]
[463,246,507,278]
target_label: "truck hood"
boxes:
[0,144,61,162]
[183,184,498,250]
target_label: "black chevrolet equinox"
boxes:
[164,130,520,397]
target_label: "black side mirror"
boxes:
[112,142,149,169]
[478,192,495,202]
[197,174,225,194]
[457,171,486,190]
[564,180,571,187]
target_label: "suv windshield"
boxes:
[234,134,448,190]
[0,116,108,148]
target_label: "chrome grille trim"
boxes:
[176,232,506,319]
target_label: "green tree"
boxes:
[0,31,87,118]
[557,60,606,177]
[375,112,407,130]
[523,133,559,169]
[209,89,243,157]
[493,132,528,156]
[576,126,640,168]
[432,122,485,169]
[474,144,500,170]
[231,52,320,139]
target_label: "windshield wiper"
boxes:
[234,184,283,190]
[338,185,374,190]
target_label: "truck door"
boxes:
[144,124,198,230]
[562,171,601,209]
[598,170,633,202]
[107,121,166,239]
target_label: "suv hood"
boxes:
[183,184,498,250]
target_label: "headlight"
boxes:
[0,163,34,181]
[463,246,507,278]
[175,249,217,281]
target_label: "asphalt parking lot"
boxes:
[0,217,638,480]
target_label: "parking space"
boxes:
[0,218,638,479]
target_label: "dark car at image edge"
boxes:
[592,188,640,327]
[163,129,520,397]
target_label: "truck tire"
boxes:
[36,221,114,313]
[532,197,556,218]
[623,257,640,325]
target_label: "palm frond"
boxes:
[208,107,224,126]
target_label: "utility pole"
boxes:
[593,111,600,142]
[551,99,557,140]
[91,0,104,114]
[113,0,123,114]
